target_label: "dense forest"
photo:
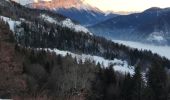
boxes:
[1,19,170,100]
[1,0,170,70]
[14,18,170,71]
[0,0,170,100]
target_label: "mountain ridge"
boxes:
[89,7,170,45]
[12,0,118,26]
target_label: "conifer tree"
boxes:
[147,63,168,100]
[131,66,144,100]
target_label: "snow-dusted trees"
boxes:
[15,20,170,72]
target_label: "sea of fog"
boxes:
[112,40,170,60]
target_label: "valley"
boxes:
[113,39,170,59]
[89,7,170,45]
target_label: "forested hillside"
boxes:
[1,19,170,100]
[0,0,170,100]
[0,19,97,99]
[1,0,168,71]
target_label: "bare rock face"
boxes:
[13,0,85,9]
[12,0,100,12]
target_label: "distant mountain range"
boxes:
[89,7,170,45]
[55,8,118,26]
[11,0,170,45]
[13,0,117,26]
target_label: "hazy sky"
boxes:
[84,0,170,12]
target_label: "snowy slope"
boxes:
[61,18,93,35]
[113,40,170,60]
[55,8,117,26]
[1,14,92,36]
[11,0,33,5]
[39,14,93,35]
[38,48,134,75]
[40,14,58,23]
[147,32,167,44]
[0,16,21,32]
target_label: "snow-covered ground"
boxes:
[112,40,170,60]
[0,16,21,32]
[38,48,134,75]
[0,16,133,74]
[40,14,58,24]
[11,0,33,5]
[61,18,93,35]
[147,32,167,44]
[39,14,93,35]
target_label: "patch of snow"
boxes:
[105,12,111,16]
[112,39,170,60]
[147,32,167,43]
[0,99,11,100]
[142,72,147,84]
[0,99,12,100]
[40,14,58,24]
[11,0,33,5]
[90,12,96,17]
[5,0,10,2]
[77,4,92,11]
[39,15,93,35]
[0,16,21,32]
[19,18,25,21]
[61,18,93,35]
[38,48,134,75]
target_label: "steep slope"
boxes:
[13,0,118,26]
[89,7,170,45]
[1,0,170,70]
[55,8,117,26]
[1,0,92,35]
[0,18,28,98]
[0,19,96,99]
[11,0,33,5]
[26,0,84,9]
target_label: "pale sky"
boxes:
[84,0,170,12]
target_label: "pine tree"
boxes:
[87,64,102,100]
[104,65,116,85]
[131,66,144,100]
[147,63,168,100]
